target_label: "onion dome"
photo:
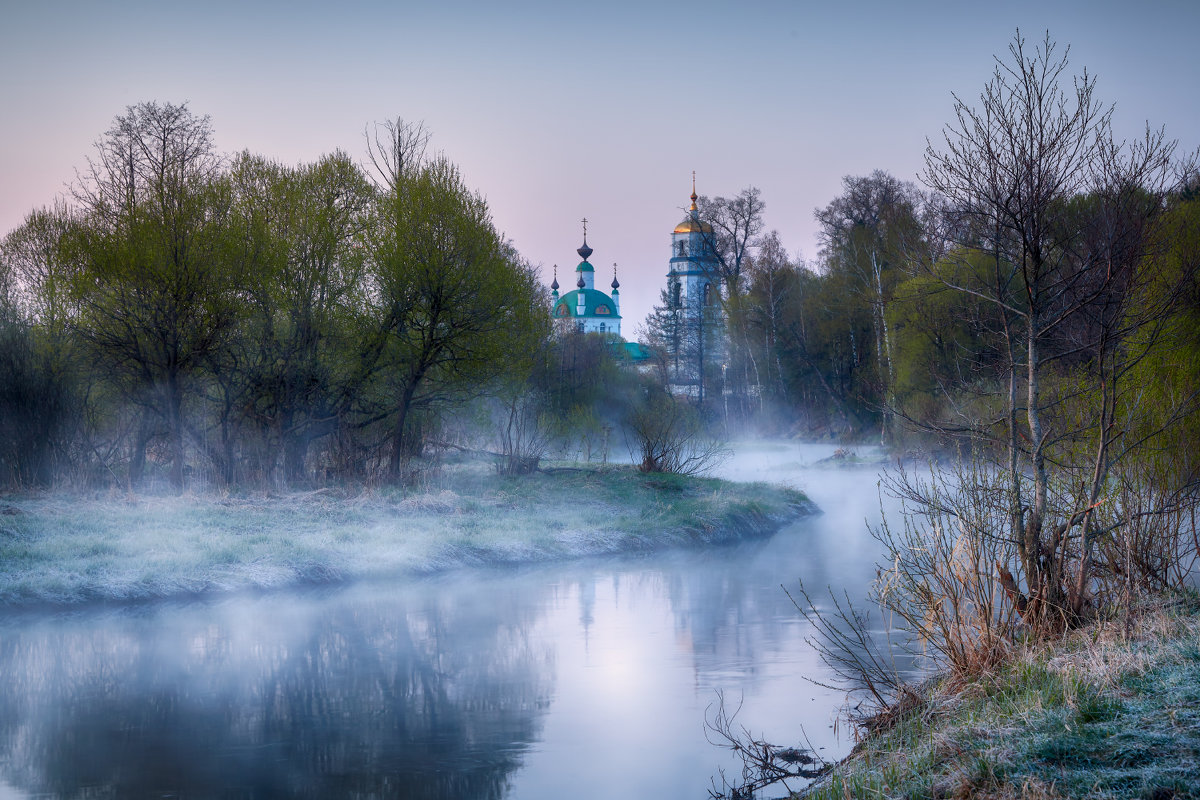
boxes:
[577,238,593,261]
[550,265,559,291]
[674,173,712,234]
[611,264,620,290]
[577,274,585,289]
[674,216,712,234]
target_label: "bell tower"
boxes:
[667,173,719,319]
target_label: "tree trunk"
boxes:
[871,251,896,445]
[128,413,154,490]
[388,379,421,479]
[166,373,185,494]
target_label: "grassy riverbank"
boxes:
[0,463,815,607]
[802,599,1200,799]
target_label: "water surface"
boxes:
[0,441,910,798]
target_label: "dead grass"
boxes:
[800,598,1200,800]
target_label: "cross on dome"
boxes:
[577,216,593,261]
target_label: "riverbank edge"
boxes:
[797,598,1200,799]
[0,465,817,609]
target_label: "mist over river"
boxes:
[0,441,917,799]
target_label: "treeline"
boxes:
[0,104,728,493]
[4,31,1199,511]
[664,131,1197,478]
[0,105,584,491]
[676,33,1200,657]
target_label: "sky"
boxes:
[2,0,1198,333]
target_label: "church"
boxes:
[547,179,724,383]
[548,180,720,335]
[550,222,622,336]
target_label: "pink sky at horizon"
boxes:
[3,0,1197,333]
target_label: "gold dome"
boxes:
[674,172,711,233]
[674,217,712,234]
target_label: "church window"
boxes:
[677,240,686,257]
[599,323,606,333]
[671,280,681,308]
[576,321,584,333]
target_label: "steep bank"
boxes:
[800,600,1200,799]
[0,465,816,607]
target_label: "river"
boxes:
[0,441,914,799]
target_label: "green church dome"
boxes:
[553,289,621,319]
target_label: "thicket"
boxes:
[708,31,1200,800]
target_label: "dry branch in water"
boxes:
[705,690,829,800]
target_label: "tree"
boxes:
[743,230,795,410]
[0,206,89,486]
[624,380,728,475]
[696,187,766,412]
[815,171,929,443]
[366,157,547,478]
[643,283,724,407]
[213,151,375,486]
[696,187,765,299]
[911,30,1195,628]
[69,101,232,492]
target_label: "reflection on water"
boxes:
[0,442,911,799]
[0,586,553,799]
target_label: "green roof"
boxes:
[621,342,654,362]
[575,259,595,272]
[553,289,621,319]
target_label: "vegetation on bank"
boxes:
[802,599,1200,800]
[0,463,814,607]
[709,32,1199,800]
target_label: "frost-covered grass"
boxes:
[803,599,1200,799]
[0,463,814,606]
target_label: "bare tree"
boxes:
[624,383,728,475]
[744,230,796,408]
[364,117,431,192]
[696,188,766,412]
[697,187,765,298]
[916,30,1195,628]
[705,691,829,800]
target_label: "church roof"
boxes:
[674,216,713,234]
[575,259,595,273]
[620,341,654,362]
[553,289,621,319]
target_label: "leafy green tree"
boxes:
[1116,195,1200,498]
[815,171,930,443]
[0,209,89,487]
[214,151,375,486]
[885,248,1002,444]
[69,101,233,492]
[366,157,547,478]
